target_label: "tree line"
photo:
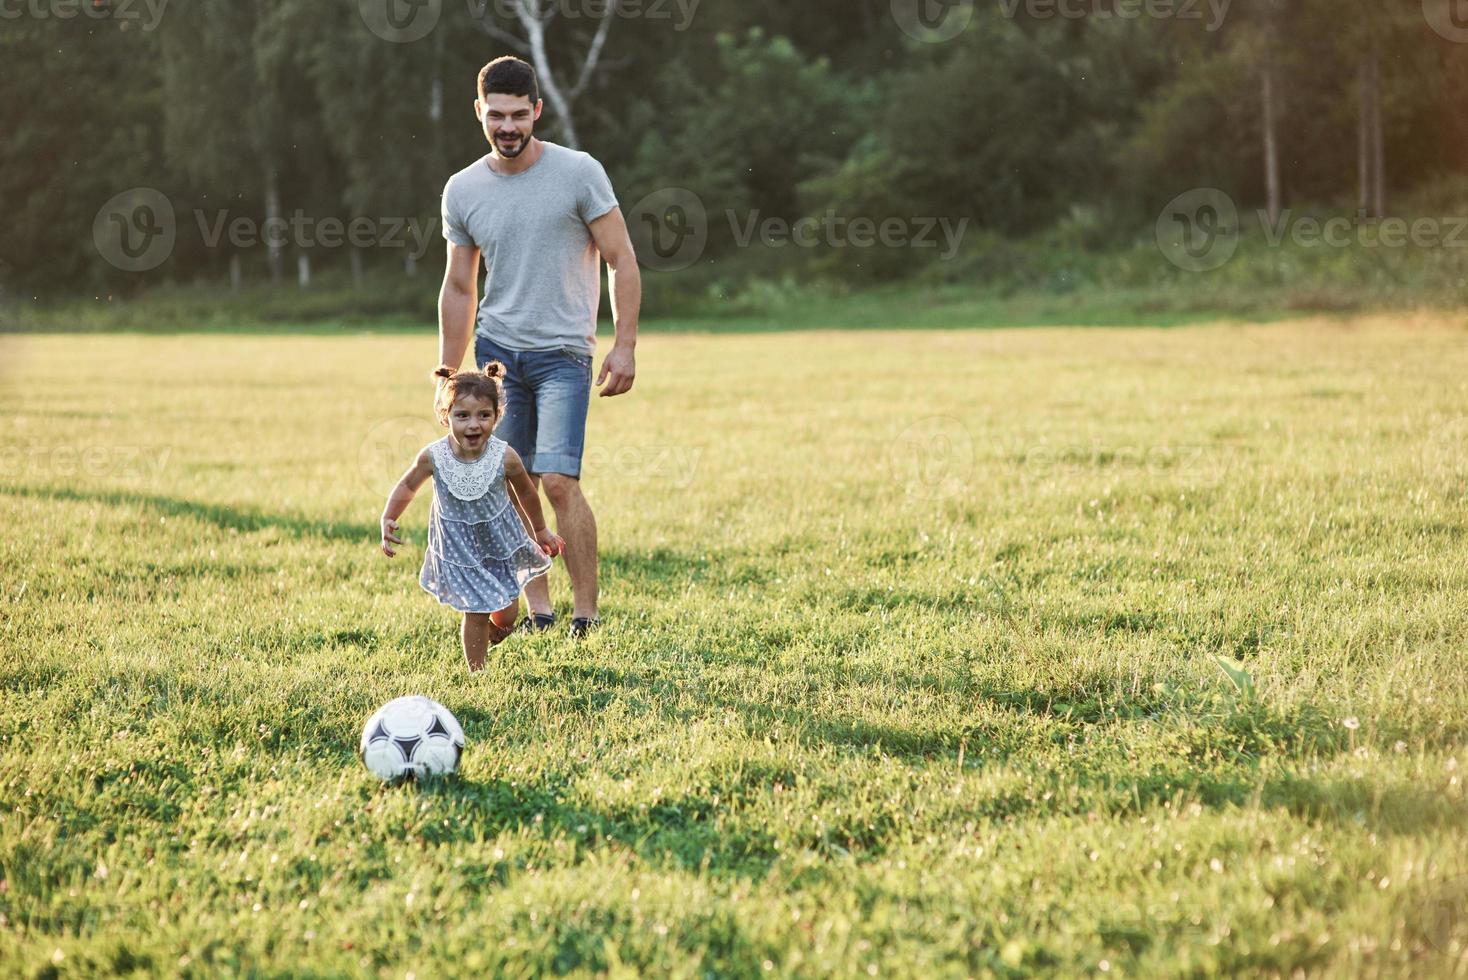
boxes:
[1,0,1463,295]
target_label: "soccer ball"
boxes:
[359,695,465,782]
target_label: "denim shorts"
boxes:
[474,334,593,479]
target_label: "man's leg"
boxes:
[522,347,596,622]
[522,517,555,618]
[540,473,598,620]
[476,336,552,618]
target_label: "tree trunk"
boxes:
[350,246,364,286]
[1369,34,1385,218]
[484,0,620,152]
[229,253,243,293]
[264,164,283,285]
[297,253,311,289]
[1358,34,1386,219]
[517,3,580,150]
[1261,59,1281,227]
[1358,50,1371,217]
[429,25,444,124]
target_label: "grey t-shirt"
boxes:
[441,141,618,354]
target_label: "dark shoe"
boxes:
[569,617,601,639]
[518,613,557,634]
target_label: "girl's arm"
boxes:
[503,447,565,558]
[505,470,536,537]
[381,449,434,558]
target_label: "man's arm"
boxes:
[589,207,640,398]
[438,242,481,374]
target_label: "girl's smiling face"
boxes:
[449,394,497,454]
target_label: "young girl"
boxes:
[380,363,565,671]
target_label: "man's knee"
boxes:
[540,473,581,509]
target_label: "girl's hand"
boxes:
[381,518,404,558]
[535,527,565,559]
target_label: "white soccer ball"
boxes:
[359,695,465,782]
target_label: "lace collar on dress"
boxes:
[431,436,504,501]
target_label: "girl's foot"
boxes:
[569,617,600,639]
[487,620,514,646]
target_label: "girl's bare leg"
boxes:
[490,598,519,633]
[462,605,519,671]
[462,613,493,672]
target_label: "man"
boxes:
[435,56,641,640]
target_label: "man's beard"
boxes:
[494,131,529,158]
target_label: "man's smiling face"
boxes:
[476,92,540,159]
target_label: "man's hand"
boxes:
[597,343,636,397]
[535,526,566,558]
[381,518,404,558]
[588,208,640,397]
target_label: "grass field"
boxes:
[2,315,1467,977]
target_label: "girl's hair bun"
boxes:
[433,360,508,428]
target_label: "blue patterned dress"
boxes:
[419,435,552,614]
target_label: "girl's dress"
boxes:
[419,435,552,613]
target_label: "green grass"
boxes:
[1,273,1294,336]
[10,201,1468,336]
[0,278,1292,337]
[1,316,1467,977]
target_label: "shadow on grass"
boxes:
[2,484,749,592]
[1,483,378,542]
[28,664,1457,879]
[413,766,780,877]
[463,658,1465,848]
[824,584,1287,662]
[407,738,1464,874]
[600,546,713,589]
[600,545,783,592]
[11,491,1455,868]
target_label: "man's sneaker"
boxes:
[518,613,557,634]
[569,617,601,639]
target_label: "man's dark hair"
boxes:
[478,56,540,106]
